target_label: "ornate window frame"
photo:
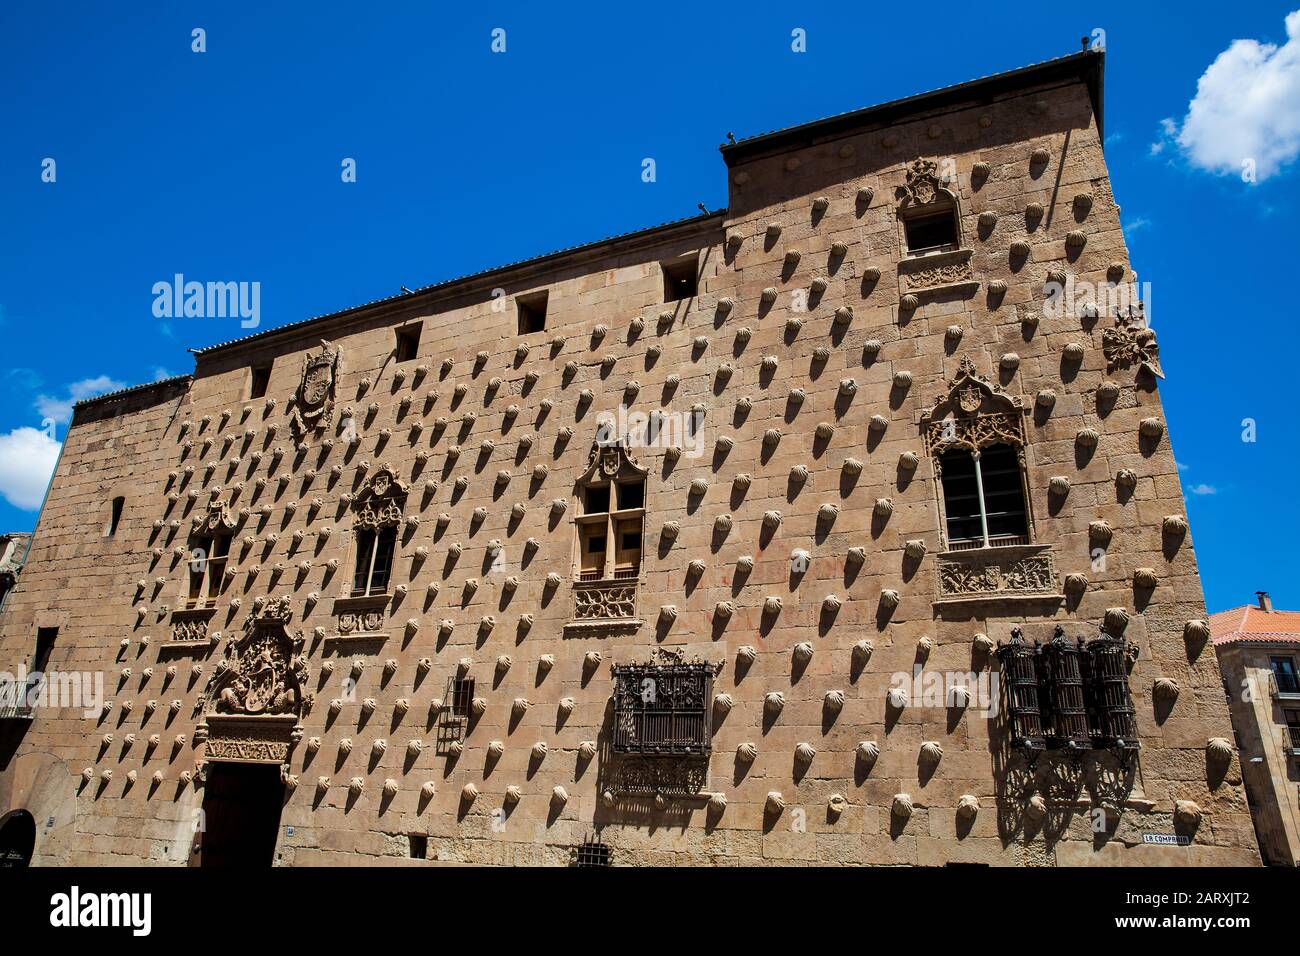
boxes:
[565,436,647,636]
[921,358,1060,607]
[895,159,978,301]
[332,465,407,638]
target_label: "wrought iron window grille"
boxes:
[611,651,720,757]
[998,622,1140,764]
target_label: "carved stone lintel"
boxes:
[936,546,1060,603]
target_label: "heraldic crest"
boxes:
[290,339,341,440]
[202,596,309,718]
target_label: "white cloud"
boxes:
[34,375,126,426]
[0,427,61,510]
[1187,483,1218,496]
[1159,10,1300,180]
[151,367,174,381]
[1123,216,1152,236]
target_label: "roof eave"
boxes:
[720,49,1104,168]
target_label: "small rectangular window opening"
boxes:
[249,366,271,399]
[904,210,959,254]
[408,834,428,859]
[395,324,422,363]
[662,258,698,302]
[517,291,548,334]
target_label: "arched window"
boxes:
[897,158,961,257]
[349,466,406,598]
[105,496,125,537]
[923,357,1033,552]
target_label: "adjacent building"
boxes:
[1213,593,1300,866]
[0,533,31,608]
[0,47,1260,866]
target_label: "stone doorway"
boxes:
[0,810,35,867]
[195,763,284,867]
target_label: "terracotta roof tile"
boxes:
[1210,604,1300,646]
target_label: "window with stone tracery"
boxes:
[922,357,1034,552]
[186,534,230,609]
[347,465,407,598]
[574,439,647,583]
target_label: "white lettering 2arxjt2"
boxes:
[49,886,152,937]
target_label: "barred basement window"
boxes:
[408,834,427,859]
[571,833,611,867]
[436,676,474,755]
[186,534,230,609]
[351,526,396,597]
[612,659,713,756]
[938,443,1029,550]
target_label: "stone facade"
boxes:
[0,50,1261,866]
[1212,594,1300,866]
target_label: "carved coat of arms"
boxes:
[202,596,309,718]
[290,340,341,440]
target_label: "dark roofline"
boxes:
[195,210,726,359]
[72,374,192,411]
[720,49,1104,167]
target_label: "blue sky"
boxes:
[1,1,1297,613]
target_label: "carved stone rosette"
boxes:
[573,581,637,621]
[289,340,341,440]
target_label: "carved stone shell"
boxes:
[1174,800,1202,826]
[817,502,839,523]
[792,642,814,665]
[737,742,758,763]
[1133,567,1159,589]
[892,794,914,819]
[904,539,927,560]
[957,795,980,820]
[487,740,505,759]
[1026,793,1048,821]
[1139,417,1165,439]
[712,694,733,716]
[1163,514,1188,535]
[824,690,845,713]
[1089,520,1113,544]
[1048,476,1071,497]
[1116,468,1138,489]
[853,639,874,664]
[1064,573,1088,595]
[383,779,399,798]
[847,546,867,566]
[900,294,919,312]
[857,740,880,763]
[880,589,900,610]
[531,741,548,761]
[1154,678,1180,702]
[874,497,894,518]
[764,595,784,616]
[736,645,757,667]
[795,742,817,764]
[764,691,785,715]
[765,792,785,814]
[887,687,908,710]
[504,785,522,804]
[763,510,782,530]
[920,741,943,764]
[1206,737,1235,763]
[899,451,919,470]
[1104,607,1131,635]
[714,600,735,620]
[461,783,478,801]
[1184,619,1211,645]
[917,636,933,657]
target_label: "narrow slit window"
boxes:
[249,365,271,399]
[106,496,125,537]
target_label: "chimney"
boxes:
[1256,591,1273,612]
